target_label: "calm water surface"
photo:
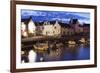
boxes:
[35,44,90,62]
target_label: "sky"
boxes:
[21,9,90,24]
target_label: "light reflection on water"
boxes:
[35,44,90,62]
[21,44,90,63]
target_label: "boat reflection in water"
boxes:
[21,43,90,63]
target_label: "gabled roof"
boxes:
[69,18,79,24]
[21,16,32,25]
[21,16,90,30]
[59,22,71,28]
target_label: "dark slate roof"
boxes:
[79,24,83,27]
[34,22,44,26]
[59,22,71,28]
[69,18,79,24]
[21,17,73,28]
[49,21,56,24]
[83,24,90,27]
[21,16,32,25]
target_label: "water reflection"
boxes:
[21,43,90,63]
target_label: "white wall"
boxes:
[0,0,100,73]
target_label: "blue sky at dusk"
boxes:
[21,9,90,24]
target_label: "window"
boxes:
[54,26,56,29]
[46,32,48,35]
[53,31,55,34]
[42,27,44,30]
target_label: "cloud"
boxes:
[71,12,90,19]
[21,10,90,24]
[21,10,47,16]
[79,19,90,24]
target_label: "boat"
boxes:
[79,38,86,43]
[68,41,76,45]
[33,43,48,51]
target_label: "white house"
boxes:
[21,22,26,32]
[53,21,61,36]
[42,22,54,36]
[42,21,61,36]
[28,19,36,36]
[21,22,28,37]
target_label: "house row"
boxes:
[21,17,90,37]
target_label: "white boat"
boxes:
[68,41,76,45]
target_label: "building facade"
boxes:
[42,21,61,36]
[28,19,36,36]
